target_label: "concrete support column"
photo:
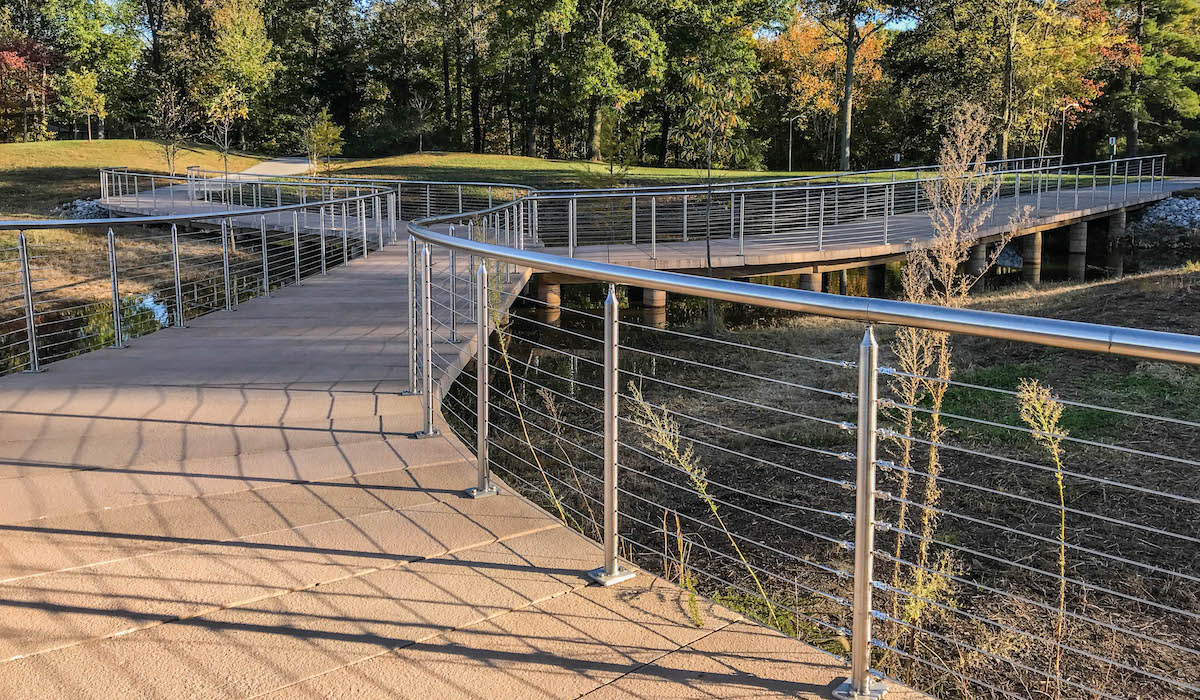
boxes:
[537,281,561,325]
[866,265,885,298]
[968,243,987,277]
[799,272,822,293]
[1021,232,1042,284]
[640,287,667,308]
[1107,211,1126,277]
[839,269,848,295]
[538,282,561,308]
[1068,221,1088,281]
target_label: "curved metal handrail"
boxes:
[407,158,1197,366]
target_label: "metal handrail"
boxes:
[408,204,1200,366]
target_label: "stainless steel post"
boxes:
[293,211,302,284]
[319,206,327,274]
[882,186,889,245]
[415,244,439,438]
[17,232,41,372]
[681,195,691,242]
[631,195,637,245]
[342,202,349,264]
[818,190,825,250]
[650,196,657,260]
[407,235,419,395]
[835,326,884,700]
[426,184,431,217]
[466,262,498,499]
[569,198,577,257]
[107,228,125,348]
[588,284,636,586]
[221,220,233,311]
[388,192,397,243]
[260,216,270,297]
[739,193,745,255]
[771,186,776,234]
[360,199,367,256]
[449,247,458,343]
[171,224,185,326]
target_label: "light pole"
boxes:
[788,115,802,172]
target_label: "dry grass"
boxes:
[443,262,1200,699]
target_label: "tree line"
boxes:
[0,0,1196,172]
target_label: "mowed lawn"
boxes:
[334,151,847,189]
[0,140,262,218]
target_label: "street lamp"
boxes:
[788,115,802,172]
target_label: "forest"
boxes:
[0,0,1196,172]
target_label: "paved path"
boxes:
[0,241,912,698]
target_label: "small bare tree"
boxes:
[410,96,432,152]
[151,83,190,175]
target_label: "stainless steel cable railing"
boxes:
[0,170,396,374]
[404,157,1198,699]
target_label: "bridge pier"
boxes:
[839,269,848,295]
[1021,232,1042,284]
[1107,211,1126,277]
[968,244,987,277]
[640,287,667,308]
[537,281,561,325]
[1068,221,1088,281]
[799,272,822,293]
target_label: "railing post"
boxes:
[739,193,745,245]
[319,206,327,274]
[1056,166,1063,210]
[17,232,41,372]
[260,215,270,297]
[292,210,302,285]
[415,243,439,438]
[222,219,234,311]
[457,185,463,215]
[650,196,657,261]
[588,284,635,586]
[818,190,825,250]
[681,195,691,242]
[449,243,458,343]
[342,202,349,264]
[375,196,384,249]
[360,199,368,256]
[388,191,397,243]
[569,198,577,257]
[107,228,125,348]
[466,262,498,499]
[171,224,185,327]
[882,186,889,245]
[631,195,637,245]
[771,186,777,235]
[835,326,883,700]
[408,235,419,395]
[426,184,432,217]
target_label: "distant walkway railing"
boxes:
[403,154,1197,699]
[1,171,394,374]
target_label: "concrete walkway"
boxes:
[0,241,907,698]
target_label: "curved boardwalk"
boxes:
[0,238,921,697]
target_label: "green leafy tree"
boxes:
[302,107,344,174]
[58,68,105,139]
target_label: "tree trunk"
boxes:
[523,38,538,157]
[86,115,92,141]
[658,103,669,167]
[455,30,464,149]
[441,37,452,140]
[587,100,602,161]
[999,13,1017,159]
[1126,0,1145,156]
[837,17,857,171]
[470,39,482,153]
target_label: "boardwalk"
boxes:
[0,241,917,698]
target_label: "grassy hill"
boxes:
[335,151,840,189]
[0,139,262,218]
